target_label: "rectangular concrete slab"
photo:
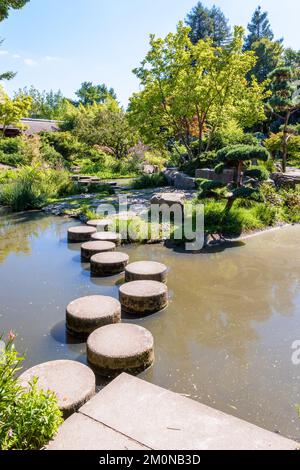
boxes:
[80,374,299,450]
[47,412,150,450]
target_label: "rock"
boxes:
[90,251,129,277]
[81,241,116,262]
[119,280,168,315]
[68,225,96,243]
[87,323,154,376]
[125,261,168,283]
[91,231,121,246]
[195,168,234,185]
[66,295,121,336]
[19,360,95,418]
[87,219,112,231]
[151,192,186,207]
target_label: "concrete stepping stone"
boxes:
[66,295,121,336]
[91,231,121,246]
[87,323,154,376]
[125,261,168,283]
[90,252,129,277]
[68,225,96,243]
[119,280,168,315]
[87,219,112,231]
[19,360,95,418]
[81,240,116,262]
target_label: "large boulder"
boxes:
[150,192,186,207]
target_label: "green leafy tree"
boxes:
[69,99,137,159]
[185,1,231,46]
[0,0,29,21]
[0,86,32,135]
[268,67,300,172]
[15,86,68,120]
[75,81,117,106]
[244,6,274,50]
[129,23,268,158]
[284,48,300,73]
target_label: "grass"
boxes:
[132,173,167,189]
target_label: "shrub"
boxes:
[0,333,63,450]
[132,173,167,189]
[217,144,270,164]
[0,137,28,167]
[244,166,270,181]
[0,166,76,211]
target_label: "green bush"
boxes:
[0,137,28,167]
[0,333,63,450]
[132,173,167,189]
[0,166,76,211]
[217,144,270,164]
[244,166,270,181]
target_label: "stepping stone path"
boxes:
[81,240,116,262]
[19,360,95,418]
[68,225,96,243]
[91,231,121,246]
[66,295,121,336]
[87,219,112,231]
[87,323,154,376]
[125,261,168,283]
[91,252,129,277]
[119,280,168,315]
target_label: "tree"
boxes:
[248,38,283,83]
[268,67,300,172]
[15,86,68,120]
[129,23,268,158]
[185,1,231,46]
[0,86,32,135]
[284,48,300,71]
[244,6,274,50]
[0,0,29,21]
[69,99,137,159]
[75,82,117,106]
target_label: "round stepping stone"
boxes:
[68,225,96,243]
[66,295,121,336]
[90,252,129,277]
[19,360,95,417]
[81,240,116,262]
[125,261,168,283]
[87,323,154,376]
[91,231,121,246]
[119,280,168,315]
[86,219,112,231]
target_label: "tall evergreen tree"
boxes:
[244,6,274,50]
[75,82,117,106]
[185,1,231,46]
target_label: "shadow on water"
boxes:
[51,321,84,346]
[164,239,245,254]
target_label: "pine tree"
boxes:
[185,2,231,46]
[244,6,274,50]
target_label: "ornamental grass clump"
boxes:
[0,332,63,450]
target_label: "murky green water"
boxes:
[0,212,300,440]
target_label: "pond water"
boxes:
[0,212,300,440]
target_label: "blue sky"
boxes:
[0,0,299,106]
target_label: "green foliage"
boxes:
[244,6,274,50]
[0,137,27,166]
[185,1,231,46]
[0,86,32,134]
[0,165,76,211]
[14,87,68,120]
[211,120,260,149]
[217,144,269,164]
[75,81,117,106]
[0,0,29,21]
[132,173,167,189]
[197,178,225,197]
[265,132,300,167]
[0,333,63,450]
[248,38,283,83]
[130,24,268,156]
[244,166,270,181]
